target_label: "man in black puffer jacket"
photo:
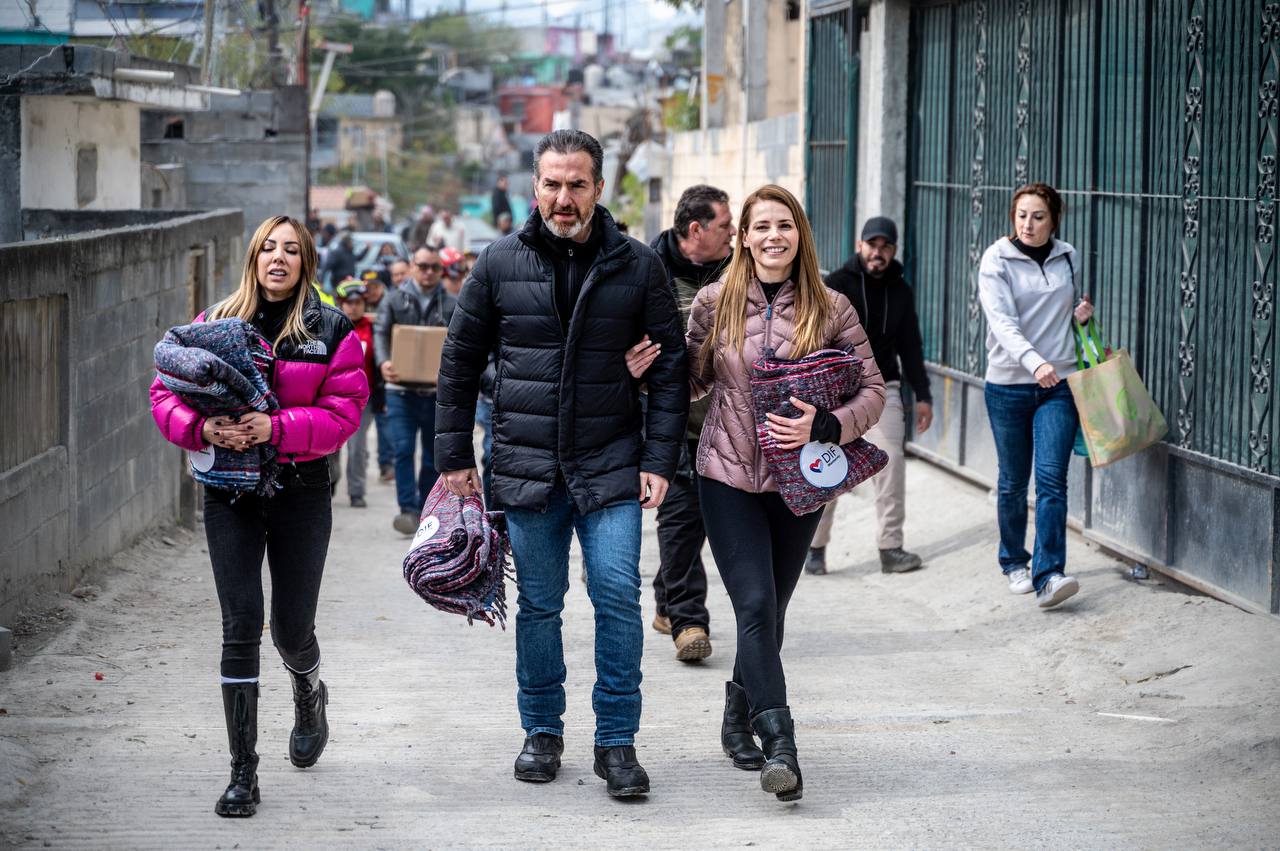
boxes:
[435,130,688,799]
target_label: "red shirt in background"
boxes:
[351,315,377,386]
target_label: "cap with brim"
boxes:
[860,216,898,245]
[336,280,368,301]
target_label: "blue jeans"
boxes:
[504,481,644,747]
[385,389,438,514]
[984,381,1079,591]
[476,396,494,502]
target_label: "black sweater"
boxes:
[823,257,932,403]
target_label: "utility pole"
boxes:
[310,41,353,135]
[299,0,311,218]
[262,0,282,88]
[200,0,215,85]
[296,0,310,87]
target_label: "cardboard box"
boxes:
[391,325,448,384]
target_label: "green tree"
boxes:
[664,25,702,70]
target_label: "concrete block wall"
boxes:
[661,113,804,231]
[0,209,243,628]
[141,88,308,245]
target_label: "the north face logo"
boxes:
[300,340,328,356]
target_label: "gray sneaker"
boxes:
[393,512,418,535]
[879,547,923,573]
[1006,567,1034,594]
[1036,573,1079,609]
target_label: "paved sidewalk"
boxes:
[1,454,1278,849]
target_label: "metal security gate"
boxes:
[806,2,863,272]
[905,0,1280,614]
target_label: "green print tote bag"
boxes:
[1067,318,1168,467]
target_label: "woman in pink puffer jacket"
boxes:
[150,215,368,818]
[686,185,885,804]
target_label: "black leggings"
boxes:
[699,477,824,715]
[203,462,332,679]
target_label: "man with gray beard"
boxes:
[434,129,688,799]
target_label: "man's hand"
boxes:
[765,397,818,450]
[442,468,481,497]
[625,335,661,379]
[915,401,933,435]
[639,472,669,509]
[380,360,399,383]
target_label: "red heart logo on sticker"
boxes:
[809,458,823,473]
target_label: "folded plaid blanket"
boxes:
[403,479,511,627]
[154,319,282,496]
[750,348,888,516]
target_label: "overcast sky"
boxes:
[410,0,697,50]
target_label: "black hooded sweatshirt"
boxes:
[823,256,932,404]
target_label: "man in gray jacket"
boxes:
[375,245,457,533]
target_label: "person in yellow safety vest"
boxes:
[312,280,335,306]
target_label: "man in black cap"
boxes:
[808,216,933,575]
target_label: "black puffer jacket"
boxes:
[435,206,688,514]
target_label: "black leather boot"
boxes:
[215,682,260,817]
[288,665,329,768]
[514,733,563,782]
[721,681,765,770]
[592,745,650,798]
[752,707,803,802]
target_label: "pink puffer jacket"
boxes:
[687,278,885,493]
[150,295,369,462]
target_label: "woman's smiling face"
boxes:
[743,200,798,280]
[256,222,303,302]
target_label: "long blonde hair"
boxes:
[208,215,317,346]
[701,184,831,370]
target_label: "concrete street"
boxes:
[1,455,1278,849]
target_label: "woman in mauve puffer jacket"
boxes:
[686,185,884,805]
[149,215,368,819]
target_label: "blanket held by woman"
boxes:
[154,318,281,496]
[750,347,888,516]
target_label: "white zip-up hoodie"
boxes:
[978,237,1078,385]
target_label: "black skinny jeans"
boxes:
[203,461,332,679]
[653,440,710,636]
[699,476,824,716]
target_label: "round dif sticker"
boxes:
[189,445,216,473]
[799,441,847,488]
[410,515,441,550]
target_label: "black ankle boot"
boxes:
[215,682,260,817]
[752,707,803,802]
[592,745,650,798]
[288,665,329,768]
[721,681,765,770]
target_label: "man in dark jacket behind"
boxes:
[435,130,687,799]
[810,216,934,575]
[643,184,732,663]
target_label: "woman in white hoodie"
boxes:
[978,183,1093,610]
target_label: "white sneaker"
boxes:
[1036,573,1080,609]
[1006,567,1034,595]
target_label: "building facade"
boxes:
[811,0,1279,615]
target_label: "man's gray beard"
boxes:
[545,208,593,239]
